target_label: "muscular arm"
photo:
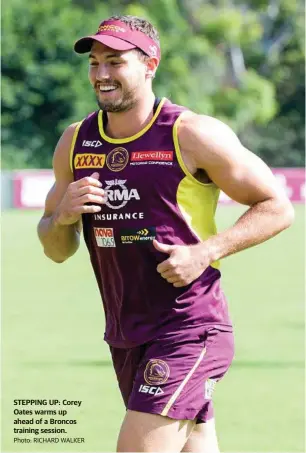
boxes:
[178,114,295,263]
[37,123,81,263]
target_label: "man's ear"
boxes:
[146,57,159,79]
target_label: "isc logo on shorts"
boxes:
[94,228,116,247]
[138,385,164,396]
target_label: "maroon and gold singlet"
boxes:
[71,97,232,349]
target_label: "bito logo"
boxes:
[120,227,156,244]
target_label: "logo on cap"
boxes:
[149,45,158,57]
[98,24,126,33]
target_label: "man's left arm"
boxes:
[179,113,295,263]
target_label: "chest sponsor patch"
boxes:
[74,153,106,169]
[104,179,140,210]
[120,227,156,244]
[94,227,116,247]
[130,151,173,166]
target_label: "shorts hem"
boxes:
[127,402,211,422]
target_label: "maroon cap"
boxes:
[74,20,161,61]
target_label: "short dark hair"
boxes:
[107,15,160,47]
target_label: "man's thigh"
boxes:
[117,409,195,452]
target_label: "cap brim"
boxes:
[74,35,137,54]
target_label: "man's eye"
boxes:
[111,61,121,66]
[89,61,98,66]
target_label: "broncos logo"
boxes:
[111,151,126,164]
[144,359,170,385]
[151,364,167,377]
[106,147,129,172]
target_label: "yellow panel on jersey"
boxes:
[173,113,220,269]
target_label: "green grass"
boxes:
[1,206,305,452]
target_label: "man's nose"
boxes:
[96,64,110,81]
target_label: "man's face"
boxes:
[88,41,148,113]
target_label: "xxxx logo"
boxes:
[74,153,106,169]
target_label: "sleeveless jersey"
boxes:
[71,97,232,348]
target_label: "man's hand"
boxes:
[55,172,106,226]
[153,240,210,287]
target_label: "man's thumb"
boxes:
[153,239,175,254]
[90,172,100,180]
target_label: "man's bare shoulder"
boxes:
[179,112,238,147]
[55,122,81,157]
[178,112,244,172]
[53,122,82,176]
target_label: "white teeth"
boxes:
[99,86,117,92]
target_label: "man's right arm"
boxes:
[37,123,105,263]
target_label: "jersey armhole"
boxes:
[173,112,216,188]
[69,121,83,173]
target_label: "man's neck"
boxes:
[104,91,156,139]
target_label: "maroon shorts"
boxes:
[110,327,234,423]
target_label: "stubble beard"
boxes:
[96,86,139,113]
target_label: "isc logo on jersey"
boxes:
[138,385,164,396]
[94,228,116,247]
[82,140,103,148]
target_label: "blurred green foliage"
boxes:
[2,0,304,168]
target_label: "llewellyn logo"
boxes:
[130,151,173,166]
[74,153,106,169]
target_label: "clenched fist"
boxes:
[55,172,106,226]
[154,239,212,287]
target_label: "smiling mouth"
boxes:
[98,84,119,93]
